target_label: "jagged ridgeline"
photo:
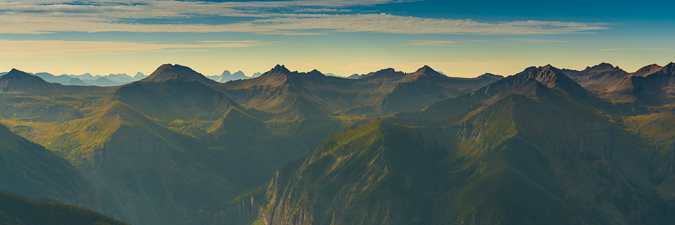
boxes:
[231,63,675,225]
[4,62,675,225]
[0,64,500,225]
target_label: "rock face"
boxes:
[233,64,675,225]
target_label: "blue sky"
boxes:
[0,0,673,77]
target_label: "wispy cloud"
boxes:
[510,38,568,43]
[0,1,611,35]
[409,40,461,46]
[603,48,669,51]
[0,39,267,57]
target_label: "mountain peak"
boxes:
[360,68,400,79]
[221,70,232,77]
[270,64,291,74]
[657,62,675,75]
[230,71,247,80]
[514,64,573,86]
[2,68,42,81]
[634,64,663,76]
[133,72,145,79]
[415,65,437,74]
[140,64,217,85]
[583,62,618,72]
[308,69,325,76]
[478,73,504,80]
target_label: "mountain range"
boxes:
[0,68,268,87]
[2,62,675,225]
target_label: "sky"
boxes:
[0,0,673,77]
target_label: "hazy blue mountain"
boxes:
[218,70,249,82]
[104,73,135,84]
[33,72,72,84]
[65,77,89,86]
[132,72,146,81]
[71,73,95,80]
[88,77,120,86]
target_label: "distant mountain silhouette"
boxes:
[0,69,64,92]
[65,77,89,86]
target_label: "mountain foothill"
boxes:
[1,61,675,225]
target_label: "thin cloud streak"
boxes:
[0,14,611,35]
[409,40,461,46]
[0,39,267,57]
[603,48,669,51]
[510,38,568,43]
